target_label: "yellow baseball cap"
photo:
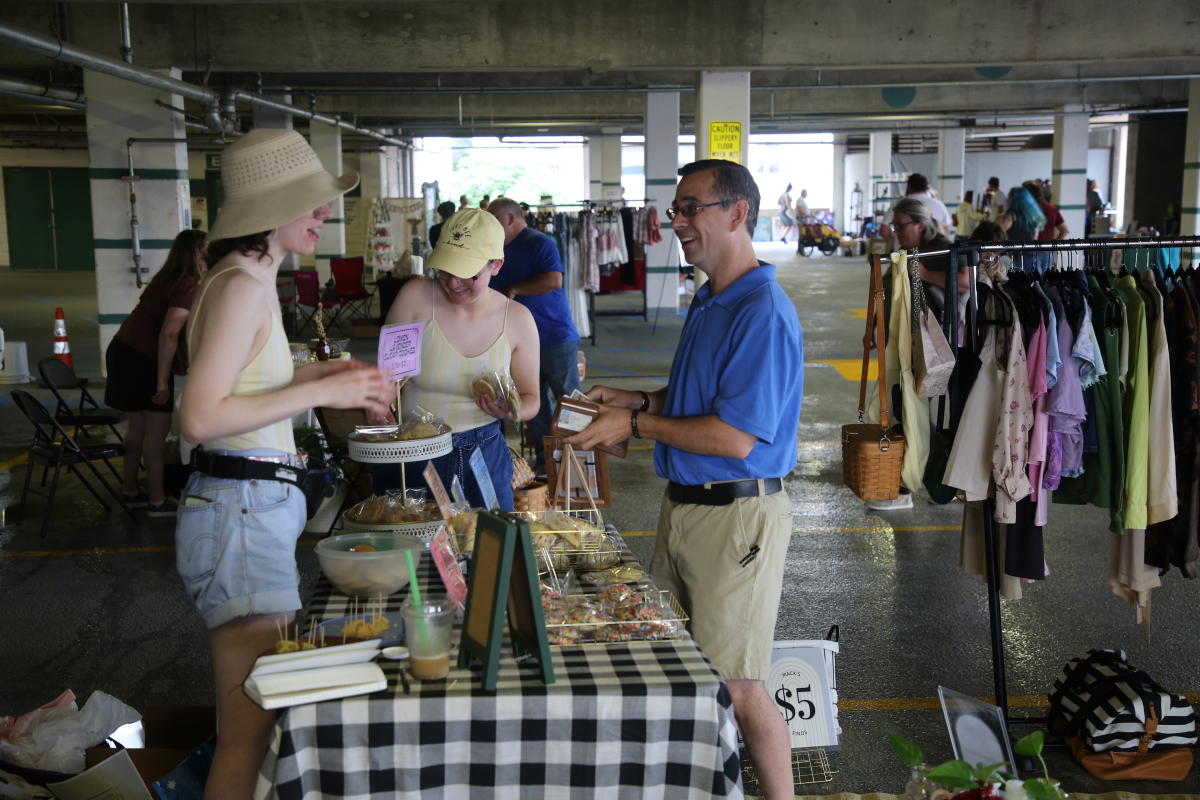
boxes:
[425,208,505,278]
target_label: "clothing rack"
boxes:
[909,234,1200,730]
[568,201,656,342]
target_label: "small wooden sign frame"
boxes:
[543,437,612,509]
[457,511,555,690]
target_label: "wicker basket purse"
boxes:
[842,254,906,501]
[510,446,549,512]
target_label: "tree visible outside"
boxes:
[432,141,586,207]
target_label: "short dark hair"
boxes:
[437,201,456,219]
[906,173,930,194]
[987,176,1000,188]
[677,159,760,236]
[970,220,1007,242]
[206,231,271,266]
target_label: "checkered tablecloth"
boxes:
[255,544,744,799]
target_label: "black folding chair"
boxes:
[11,390,136,536]
[37,357,125,441]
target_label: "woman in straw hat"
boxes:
[177,128,391,799]
[381,207,540,510]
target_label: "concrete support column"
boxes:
[868,131,892,224]
[644,91,679,315]
[84,69,189,373]
[936,128,966,209]
[359,149,386,202]
[1182,81,1200,259]
[600,130,623,201]
[1111,115,1130,233]
[310,122,345,282]
[586,138,602,201]
[695,71,749,164]
[832,135,847,233]
[399,146,414,197]
[253,88,292,130]
[1052,104,1089,237]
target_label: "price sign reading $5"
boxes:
[774,682,816,724]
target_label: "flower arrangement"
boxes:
[889,731,1067,800]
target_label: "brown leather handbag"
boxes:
[842,254,906,501]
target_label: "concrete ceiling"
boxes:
[0,0,1197,139]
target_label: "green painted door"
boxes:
[2,166,95,271]
[50,168,95,271]
[4,167,55,270]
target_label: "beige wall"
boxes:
[0,149,90,267]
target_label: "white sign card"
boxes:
[768,638,840,749]
[377,321,425,382]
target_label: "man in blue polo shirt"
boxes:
[488,197,581,465]
[568,160,803,799]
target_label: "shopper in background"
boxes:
[880,173,953,242]
[487,196,581,468]
[569,159,803,800]
[979,176,1005,220]
[793,187,811,225]
[955,190,983,241]
[1086,178,1105,237]
[1033,181,1069,268]
[479,193,491,210]
[1006,185,1047,271]
[458,194,469,211]
[380,208,540,509]
[428,200,457,247]
[777,182,796,243]
[104,228,207,517]
[177,129,391,800]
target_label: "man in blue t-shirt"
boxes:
[567,161,803,799]
[487,197,581,464]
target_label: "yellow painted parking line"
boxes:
[622,525,957,538]
[814,358,875,382]
[0,453,29,471]
[844,308,867,319]
[841,692,1200,711]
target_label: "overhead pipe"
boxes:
[0,21,409,146]
[0,75,84,104]
[118,3,132,64]
[0,87,85,110]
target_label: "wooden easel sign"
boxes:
[457,511,555,690]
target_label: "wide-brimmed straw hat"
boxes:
[425,208,506,278]
[207,128,359,242]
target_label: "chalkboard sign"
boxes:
[457,511,554,690]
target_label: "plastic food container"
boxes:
[315,532,424,597]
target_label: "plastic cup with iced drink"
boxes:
[401,597,455,680]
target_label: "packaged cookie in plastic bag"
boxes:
[396,405,451,441]
[471,370,522,421]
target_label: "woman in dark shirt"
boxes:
[104,229,206,516]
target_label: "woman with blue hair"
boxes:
[1006,186,1047,272]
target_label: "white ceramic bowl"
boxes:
[315,532,424,597]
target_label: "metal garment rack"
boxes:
[911,234,1200,728]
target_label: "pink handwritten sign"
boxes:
[377,321,425,382]
[430,526,467,610]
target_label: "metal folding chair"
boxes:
[38,356,125,441]
[11,389,137,536]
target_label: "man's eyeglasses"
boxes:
[435,266,489,283]
[893,220,921,229]
[666,199,733,220]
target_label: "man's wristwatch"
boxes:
[638,390,650,412]
[630,409,642,439]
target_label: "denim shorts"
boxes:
[175,452,307,629]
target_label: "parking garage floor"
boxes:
[2,244,1199,794]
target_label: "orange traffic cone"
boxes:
[52,307,73,369]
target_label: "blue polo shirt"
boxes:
[490,227,579,347]
[654,263,803,485]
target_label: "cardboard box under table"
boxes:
[254,534,743,799]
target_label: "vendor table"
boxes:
[255,542,744,799]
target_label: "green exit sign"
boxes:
[205,154,221,170]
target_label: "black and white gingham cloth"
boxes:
[255,550,743,799]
